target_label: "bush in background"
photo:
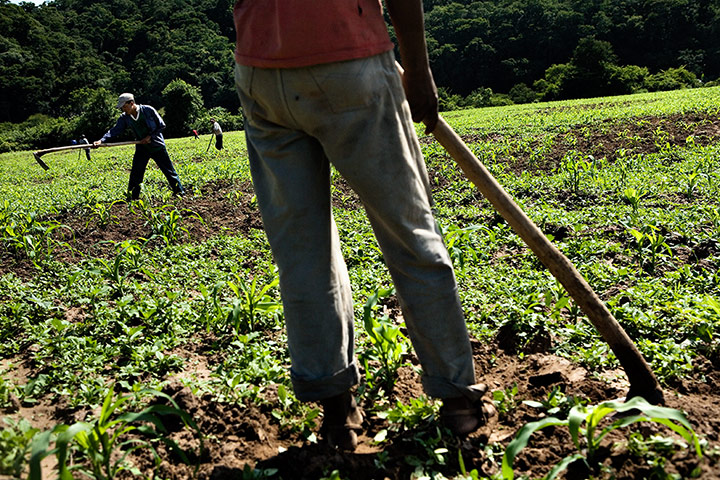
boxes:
[0,115,76,153]
[162,79,204,138]
[194,106,244,135]
[646,67,701,91]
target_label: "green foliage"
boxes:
[196,106,244,134]
[439,87,503,111]
[439,223,482,274]
[463,87,495,108]
[0,417,38,477]
[535,44,703,102]
[425,0,719,98]
[625,432,700,478]
[376,396,439,433]
[522,386,584,418]
[161,79,204,138]
[271,384,320,441]
[87,199,121,228]
[130,200,203,245]
[0,207,71,266]
[92,240,147,297]
[636,338,695,384]
[608,64,651,94]
[28,385,202,480]
[627,224,673,272]
[69,87,118,141]
[438,87,465,112]
[0,375,19,411]
[492,383,519,418]
[0,0,237,127]
[226,274,283,334]
[620,187,646,217]
[646,67,701,92]
[0,115,76,152]
[508,83,538,104]
[502,396,702,480]
[360,287,409,396]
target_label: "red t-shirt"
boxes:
[234,0,394,68]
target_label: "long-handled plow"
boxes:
[430,115,664,404]
[32,141,141,170]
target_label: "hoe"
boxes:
[32,141,141,170]
[429,112,664,404]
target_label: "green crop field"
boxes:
[1,88,719,479]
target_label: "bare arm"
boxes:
[385,0,438,133]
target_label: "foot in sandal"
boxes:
[440,384,496,437]
[320,390,364,450]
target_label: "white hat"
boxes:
[116,93,135,109]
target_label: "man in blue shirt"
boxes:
[94,93,185,200]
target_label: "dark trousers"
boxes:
[128,146,184,200]
[215,134,223,150]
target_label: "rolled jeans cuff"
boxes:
[291,362,360,402]
[422,375,484,401]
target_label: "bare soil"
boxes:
[2,112,720,479]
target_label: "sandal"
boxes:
[320,391,364,450]
[440,384,496,437]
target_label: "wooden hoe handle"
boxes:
[32,141,142,170]
[34,140,141,157]
[431,116,664,404]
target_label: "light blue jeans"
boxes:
[235,51,477,402]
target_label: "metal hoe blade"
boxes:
[33,152,49,170]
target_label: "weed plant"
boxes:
[502,396,701,480]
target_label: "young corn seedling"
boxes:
[93,241,146,297]
[226,274,283,334]
[560,151,597,194]
[522,386,584,418]
[87,200,121,229]
[198,280,226,330]
[131,200,203,245]
[628,224,673,272]
[361,287,409,397]
[502,396,702,480]
[679,170,703,199]
[620,186,646,218]
[439,223,482,274]
[28,385,202,480]
[1,210,71,266]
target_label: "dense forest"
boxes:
[423,0,720,98]
[1,0,719,149]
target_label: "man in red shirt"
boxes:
[233,0,491,450]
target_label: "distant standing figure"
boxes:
[193,129,200,139]
[80,134,91,160]
[94,93,185,200]
[211,118,223,150]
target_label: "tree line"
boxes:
[1,0,718,151]
[420,0,719,107]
